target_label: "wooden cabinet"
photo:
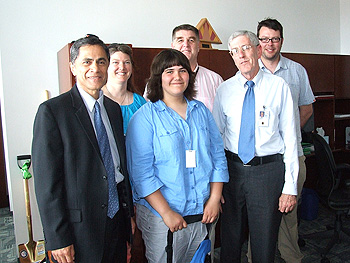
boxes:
[58,46,236,95]
[282,53,337,148]
[282,52,350,151]
[132,48,236,95]
[132,47,165,95]
[57,43,74,94]
[334,117,350,149]
[57,45,350,150]
[197,49,237,80]
[335,55,350,99]
[283,53,335,94]
[334,55,350,150]
[334,98,350,149]
[313,95,335,149]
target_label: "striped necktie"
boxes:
[94,101,119,218]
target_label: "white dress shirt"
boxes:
[213,70,299,195]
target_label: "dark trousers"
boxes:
[220,157,284,263]
[46,209,127,263]
[102,209,127,263]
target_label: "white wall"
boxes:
[0,0,345,255]
[340,0,350,54]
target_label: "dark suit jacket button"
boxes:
[102,176,107,180]
[101,204,107,208]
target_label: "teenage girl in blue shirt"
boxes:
[126,49,228,263]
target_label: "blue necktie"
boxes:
[238,81,255,164]
[94,101,119,218]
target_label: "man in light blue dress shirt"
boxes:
[213,30,299,263]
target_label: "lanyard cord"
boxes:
[194,67,199,78]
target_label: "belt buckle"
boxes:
[243,163,251,167]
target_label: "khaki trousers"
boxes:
[277,155,306,263]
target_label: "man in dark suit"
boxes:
[32,35,134,263]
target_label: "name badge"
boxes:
[258,107,269,127]
[186,150,196,168]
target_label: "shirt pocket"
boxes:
[155,126,183,163]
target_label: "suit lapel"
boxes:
[70,85,101,156]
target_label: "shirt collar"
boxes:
[193,64,199,73]
[153,97,198,112]
[77,85,103,113]
[259,54,288,73]
[187,98,198,112]
[236,69,263,88]
[278,54,288,70]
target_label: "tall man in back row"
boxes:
[171,24,223,112]
[144,24,223,112]
[255,18,315,263]
[213,30,299,263]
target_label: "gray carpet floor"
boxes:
[1,204,350,263]
[0,207,17,263]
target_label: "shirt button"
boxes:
[117,166,120,171]
[190,171,193,174]
[191,186,195,189]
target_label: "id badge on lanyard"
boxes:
[258,106,269,127]
[186,150,196,168]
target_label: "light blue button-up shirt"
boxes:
[213,70,299,195]
[126,99,228,217]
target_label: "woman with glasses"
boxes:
[126,49,228,263]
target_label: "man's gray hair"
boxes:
[227,30,259,49]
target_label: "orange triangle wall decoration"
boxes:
[196,18,222,49]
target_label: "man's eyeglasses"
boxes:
[258,37,281,43]
[229,45,253,56]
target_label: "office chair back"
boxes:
[312,133,336,201]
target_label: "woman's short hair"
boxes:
[108,43,135,92]
[147,49,196,102]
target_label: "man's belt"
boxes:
[225,150,283,166]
